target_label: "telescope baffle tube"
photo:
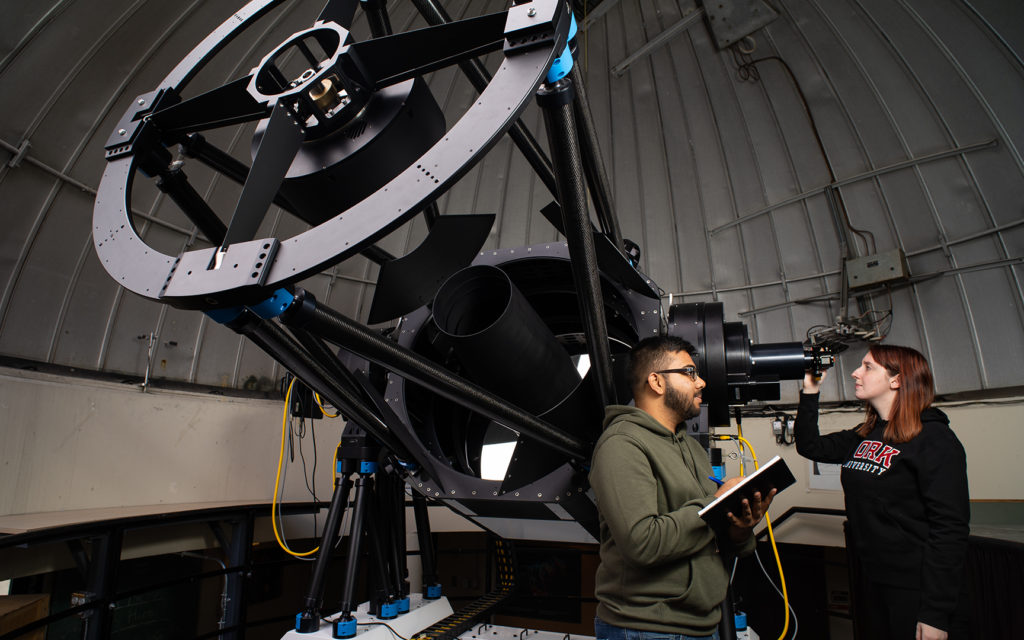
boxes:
[432,264,582,416]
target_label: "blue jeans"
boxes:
[594,616,719,640]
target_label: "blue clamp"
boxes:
[333,617,357,639]
[425,584,442,600]
[250,288,294,319]
[359,460,377,474]
[295,612,319,633]
[205,306,245,325]
[546,12,578,83]
[396,597,410,613]
[378,602,398,620]
[734,611,748,630]
[336,461,344,474]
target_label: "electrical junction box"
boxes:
[846,249,908,289]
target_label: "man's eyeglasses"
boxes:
[656,366,699,381]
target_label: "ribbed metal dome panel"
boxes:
[0,0,1020,399]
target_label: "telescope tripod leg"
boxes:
[365,499,399,619]
[332,467,375,639]
[412,492,442,599]
[375,469,411,613]
[294,469,353,633]
[719,570,738,640]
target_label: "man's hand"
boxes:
[916,622,948,640]
[718,484,777,543]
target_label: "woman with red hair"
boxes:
[796,344,969,640]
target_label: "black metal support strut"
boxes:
[278,291,589,461]
[569,65,623,252]
[412,492,440,597]
[226,308,414,462]
[536,76,617,408]
[295,459,355,632]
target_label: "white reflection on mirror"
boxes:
[480,441,517,481]
[574,353,591,379]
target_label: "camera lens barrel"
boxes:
[749,342,810,380]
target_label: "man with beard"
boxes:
[590,336,774,640]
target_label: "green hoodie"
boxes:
[589,405,755,635]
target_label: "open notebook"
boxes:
[698,455,796,530]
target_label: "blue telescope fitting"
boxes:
[204,306,244,325]
[545,13,578,83]
[359,460,377,474]
[333,617,357,639]
[378,602,398,620]
[396,597,410,613]
[734,611,748,630]
[425,584,442,600]
[250,288,294,319]
[295,611,319,633]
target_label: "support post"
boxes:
[537,77,617,408]
[569,65,623,252]
[365,504,398,618]
[295,462,355,633]
[334,470,375,638]
[412,493,441,599]
[83,528,123,640]
[361,0,393,37]
[155,162,229,245]
[719,582,738,640]
[221,514,253,640]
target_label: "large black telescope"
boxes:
[89,0,835,543]
[82,2,841,634]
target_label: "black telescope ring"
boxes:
[93,0,569,310]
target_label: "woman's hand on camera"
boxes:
[802,369,826,394]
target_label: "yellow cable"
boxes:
[736,435,757,468]
[736,421,746,476]
[734,435,790,640]
[273,377,318,557]
[762,512,790,640]
[313,391,339,418]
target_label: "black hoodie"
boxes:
[794,392,969,631]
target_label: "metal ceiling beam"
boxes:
[735,257,1024,318]
[709,138,999,236]
[580,0,621,31]
[0,136,194,237]
[665,217,1024,301]
[1,137,383,290]
[611,8,705,77]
